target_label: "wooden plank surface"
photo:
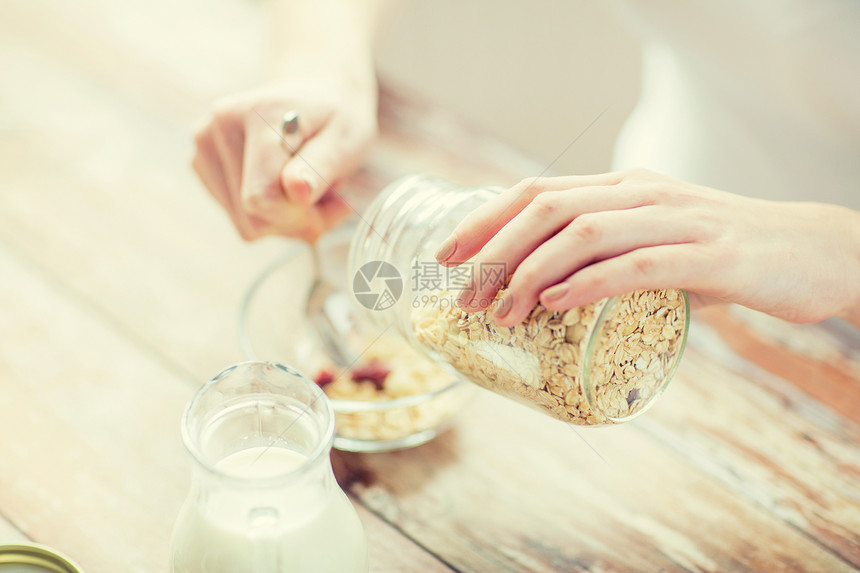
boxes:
[0,241,451,573]
[640,344,860,567]
[697,307,860,421]
[0,243,191,572]
[333,383,857,572]
[2,0,859,572]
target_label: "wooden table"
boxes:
[2,1,859,571]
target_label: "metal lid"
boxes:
[0,543,84,573]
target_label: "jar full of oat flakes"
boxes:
[349,174,690,426]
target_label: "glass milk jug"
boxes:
[169,361,368,573]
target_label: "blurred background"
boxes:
[1,0,640,182]
[377,0,641,175]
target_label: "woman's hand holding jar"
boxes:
[435,169,860,328]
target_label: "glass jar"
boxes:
[169,361,367,573]
[349,174,690,426]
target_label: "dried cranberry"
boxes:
[350,360,390,391]
[313,369,336,388]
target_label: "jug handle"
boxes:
[248,507,281,573]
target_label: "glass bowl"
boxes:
[237,226,472,453]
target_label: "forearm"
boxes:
[836,205,860,329]
[269,0,387,79]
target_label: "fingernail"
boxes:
[302,174,318,195]
[289,175,315,204]
[492,292,512,320]
[285,174,314,204]
[542,283,570,302]
[289,186,307,204]
[456,283,475,309]
[435,236,457,262]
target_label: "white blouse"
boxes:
[610,0,860,209]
